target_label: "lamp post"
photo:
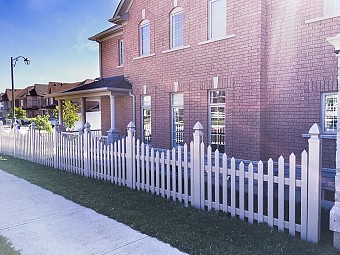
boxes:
[11,56,30,127]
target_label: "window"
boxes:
[209,90,226,152]
[49,97,54,105]
[20,100,24,107]
[141,95,152,144]
[140,21,150,56]
[170,8,184,48]
[209,0,226,39]
[171,93,184,147]
[324,0,340,16]
[119,40,124,66]
[322,93,337,133]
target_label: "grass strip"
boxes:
[0,154,337,255]
[0,235,21,255]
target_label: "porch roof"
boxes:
[46,76,132,100]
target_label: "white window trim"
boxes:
[170,7,184,49]
[208,90,226,147]
[133,53,156,61]
[198,34,235,46]
[162,45,191,54]
[321,92,338,134]
[171,93,184,148]
[208,0,227,40]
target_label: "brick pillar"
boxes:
[327,34,340,249]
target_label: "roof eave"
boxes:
[45,87,132,100]
[89,25,123,42]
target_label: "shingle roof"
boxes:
[63,76,131,93]
[48,79,94,94]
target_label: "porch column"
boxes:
[57,99,63,126]
[80,97,86,128]
[327,34,340,249]
[110,95,116,130]
[107,94,120,144]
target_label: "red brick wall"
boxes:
[99,0,339,167]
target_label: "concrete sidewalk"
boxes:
[0,170,187,255]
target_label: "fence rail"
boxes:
[0,121,322,243]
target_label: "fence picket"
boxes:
[301,150,308,240]
[146,145,150,191]
[156,151,160,196]
[171,148,176,201]
[239,162,245,221]
[178,146,182,201]
[183,144,188,206]
[136,140,141,190]
[207,146,212,211]
[257,161,264,223]
[161,151,165,197]
[214,149,220,211]
[222,153,228,213]
[268,158,274,228]
[166,150,171,199]
[231,157,236,217]
[247,163,253,223]
[141,143,145,190]
[289,153,296,236]
[150,148,155,194]
[278,156,285,231]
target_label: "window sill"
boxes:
[161,45,191,54]
[302,133,336,139]
[133,53,155,61]
[116,65,124,68]
[198,34,236,46]
[305,13,340,24]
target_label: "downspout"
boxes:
[129,91,136,126]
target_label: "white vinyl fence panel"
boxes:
[0,121,322,243]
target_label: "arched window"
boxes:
[140,20,151,56]
[170,7,184,48]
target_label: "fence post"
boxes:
[30,122,36,162]
[53,127,59,169]
[307,123,321,243]
[126,122,136,188]
[83,122,91,177]
[192,122,203,209]
[13,123,17,157]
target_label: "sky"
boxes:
[0,0,120,92]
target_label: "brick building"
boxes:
[87,0,339,168]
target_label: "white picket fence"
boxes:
[0,121,322,243]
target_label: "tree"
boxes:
[30,115,53,133]
[54,100,81,130]
[7,107,26,121]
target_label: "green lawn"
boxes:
[0,154,338,255]
[0,235,20,255]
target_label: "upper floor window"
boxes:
[140,20,151,56]
[49,97,54,105]
[322,93,337,133]
[20,100,24,107]
[170,7,184,48]
[209,0,226,40]
[119,40,124,66]
[324,0,340,16]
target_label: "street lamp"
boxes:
[11,56,30,127]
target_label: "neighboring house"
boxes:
[43,79,95,117]
[15,84,49,118]
[0,89,23,119]
[74,0,339,169]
